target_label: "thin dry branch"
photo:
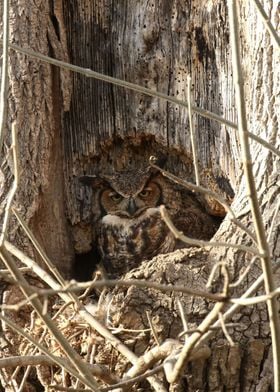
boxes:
[178,323,241,338]
[206,261,227,289]
[149,157,258,244]
[3,244,227,303]
[0,124,18,246]
[230,200,279,289]
[0,248,101,391]
[268,199,280,248]
[165,301,225,383]
[193,260,280,355]
[2,41,279,158]
[165,264,229,383]
[19,281,226,302]
[228,4,280,389]
[17,364,31,392]
[120,341,210,392]
[160,205,260,256]
[126,339,181,379]
[229,256,258,288]
[146,311,160,346]
[0,355,120,385]
[13,329,49,392]
[0,0,9,152]
[4,241,167,392]
[251,0,280,49]
[230,287,280,306]
[0,311,99,389]
[187,75,200,185]
[12,208,71,292]
[51,388,88,392]
[218,312,235,346]
[177,299,188,343]
[6,242,280,308]
[2,41,235,130]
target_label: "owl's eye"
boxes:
[110,192,123,202]
[139,188,152,198]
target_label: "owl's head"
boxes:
[80,169,162,218]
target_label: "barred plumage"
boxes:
[81,168,218,277]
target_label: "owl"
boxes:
[80,168,218,277]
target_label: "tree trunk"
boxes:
[0,0,279,391]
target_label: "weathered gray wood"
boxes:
[62,0,240,254]
[62,1,238,174]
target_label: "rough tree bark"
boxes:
[0,0,279,391]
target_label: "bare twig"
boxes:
[14,327,49,392]
[207,261,232,289]
[165,302,224,383]
[1,39,279,159]
[248,133,280,159]
[229,256,258,288]
[102,346,212,392]
[160,205,260,256]
[0,248,101,391]
[0,311,100,389]
[0,267,31,275]
[9,280,227,303]
[17,364,32,392]
[12,208,70,290]
[228,4,280,389]
[52,300,75,321]
[4,243,228,303]
[0,0,9,152]
[230,287,280,306]
[0,292,39,311]
[218,312,235,346]
[7,243,279,307]
[177,299,188,343]
[229,200,279,289]
[0,355,119,385]
[11,207,168,391]
[251,0,280,49]
[146,311,160,346]
[194,260,280,356]
[178,323,241,338]
[165,264,229,383]
[0,123,18,246]
[126,339,181,379]
[150,157,258,244]
[187,75,200,185]
[3,241,167,392]
[268,199,280,248]
[51,387,88,392]
[2,42,236,130]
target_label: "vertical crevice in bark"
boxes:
[30,63,74,277]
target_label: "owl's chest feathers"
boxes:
[98,208,175,268]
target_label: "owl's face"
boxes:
[80,169,163,219]
[100,180,161,218]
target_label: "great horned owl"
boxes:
[81,168,218,277]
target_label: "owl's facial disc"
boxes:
[100,181,162,218]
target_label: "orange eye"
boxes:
[110,192,122,202]
[139,188,151,198]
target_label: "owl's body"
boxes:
[98,208,175,276]
[81,168,218,277]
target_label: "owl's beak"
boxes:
[127,199,138,216]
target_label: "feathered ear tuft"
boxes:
[79,175,104,187]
